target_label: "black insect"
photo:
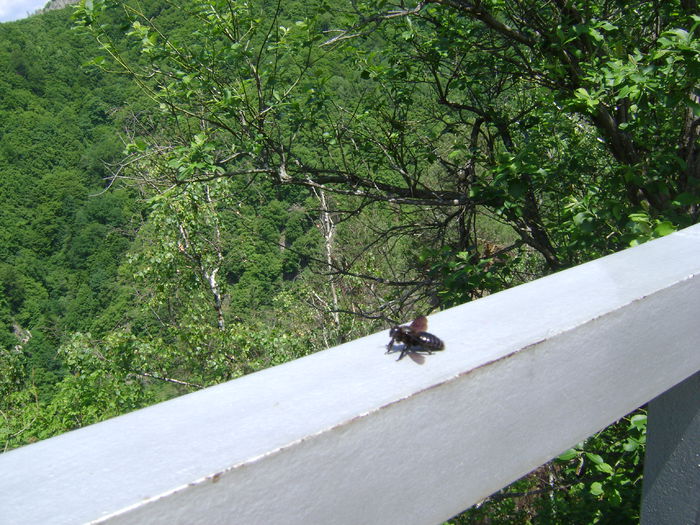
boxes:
[386,316,445,361]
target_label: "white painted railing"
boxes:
[2,225,700,525]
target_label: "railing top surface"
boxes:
[2,225,700,525]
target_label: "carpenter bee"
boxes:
[386,315,445,361]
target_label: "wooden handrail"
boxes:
[2,225,700,524]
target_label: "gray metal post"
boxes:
[641,371,700,525]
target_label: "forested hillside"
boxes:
[0,1,329,450]
[0,7,138,411]
[1,0,698,521]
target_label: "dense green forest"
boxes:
[1,0,697,522]
[0,7,138,422]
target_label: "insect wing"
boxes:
[407,351,426,364]
[409,315,428,332]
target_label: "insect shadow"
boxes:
[385,345,428,364]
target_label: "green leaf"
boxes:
[653,221,676,237]
[588,27,604,42]
[558,448,579,461]
[623,440,639,452]
[574,87,599,109]
[586,452,605,465]
[590,482,604,496]
[629,414,647,430]
[597,21,617,32]
[596,462,614,474]
[608,487,623,506]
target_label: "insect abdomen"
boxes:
[418,332,444,351]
